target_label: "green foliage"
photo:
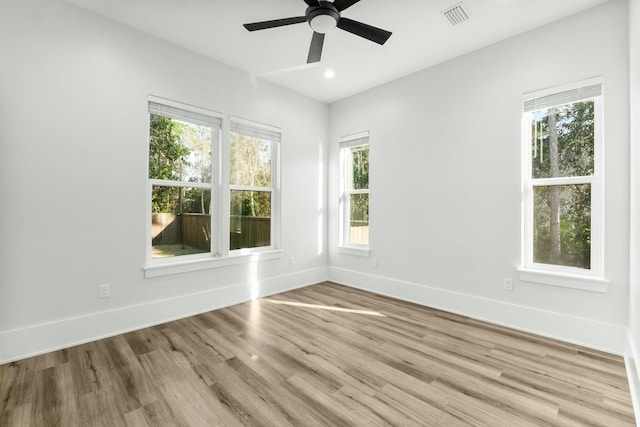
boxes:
[182,188,211,214]
[152,186,177,214]
[231,190,271,217]
[350,145,369,225]
[230,133,272,218]
[351,145,369,190]
[149,115,189,181]
[533,185,591,269]
[532,101,594,178]
[149,114,212,214]
[150,115,188,213]
[152,244,207,258]
[531,101,594,269]
[181,124,212,183]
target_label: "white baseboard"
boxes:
[0,267,328,364]
[329,267,627,355]
[2,265,627,364]
[625,331,640,424]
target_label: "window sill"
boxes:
[337,245,370,257]
[518,268,608,293]
[144,250,283,278]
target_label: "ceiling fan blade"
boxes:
[303,0,319,6]
[244,16,307,31]
[307,32,325,63]
[337,17,392,45]
[332,0,361,12]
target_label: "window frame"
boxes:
[228,117,281,254]
[144,97,282,277]
[339,131,370,254]
[146,96,222,265]
[520,78,606,289]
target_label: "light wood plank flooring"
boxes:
[0,282,636,426]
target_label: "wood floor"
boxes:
[0,282,636,426]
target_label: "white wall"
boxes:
[0,0,328,362]
[329,0,630,353]
[628,0,640,416]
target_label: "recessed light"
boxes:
[324,69,335,78]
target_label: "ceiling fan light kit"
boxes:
[243,0,392,64]
[308,3,339,33]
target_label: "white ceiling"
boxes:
[66,0,611,103]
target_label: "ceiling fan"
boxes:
[243,0,392,64]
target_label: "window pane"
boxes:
[151,186,211,258]
[349,193,369,245]
[230,190,271,250]
[149,114,212,183]
[533,184,591,269]
[350,145,369,190]
[230,133,271,187]
[530,100,594,179]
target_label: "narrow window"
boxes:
[148,100,220,259]
[522,81,603,276]
[229,120,280,251]
[340,132,370,248]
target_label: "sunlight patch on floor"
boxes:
[265,299,385,316]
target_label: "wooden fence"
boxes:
[349,220,369,245]
[151,213,210,251]
[151,213,180,246]
[152,213,269,250]
[230,216,270,250]
[181,214,211,250]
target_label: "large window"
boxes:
[229,120,280,251]
[148,99,220,259]
[522,81,603,277]
[340,132,370,248]
[147,100,281,270]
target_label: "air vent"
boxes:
[442,2,470,26]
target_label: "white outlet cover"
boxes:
[99,284,110,298]
[503,278,514,290]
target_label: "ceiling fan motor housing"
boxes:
[306,2,340,33]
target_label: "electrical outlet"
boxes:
[371,257,378,267]
[99,283,110,298]
[503,278,513,291]
[289,256,295,267]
